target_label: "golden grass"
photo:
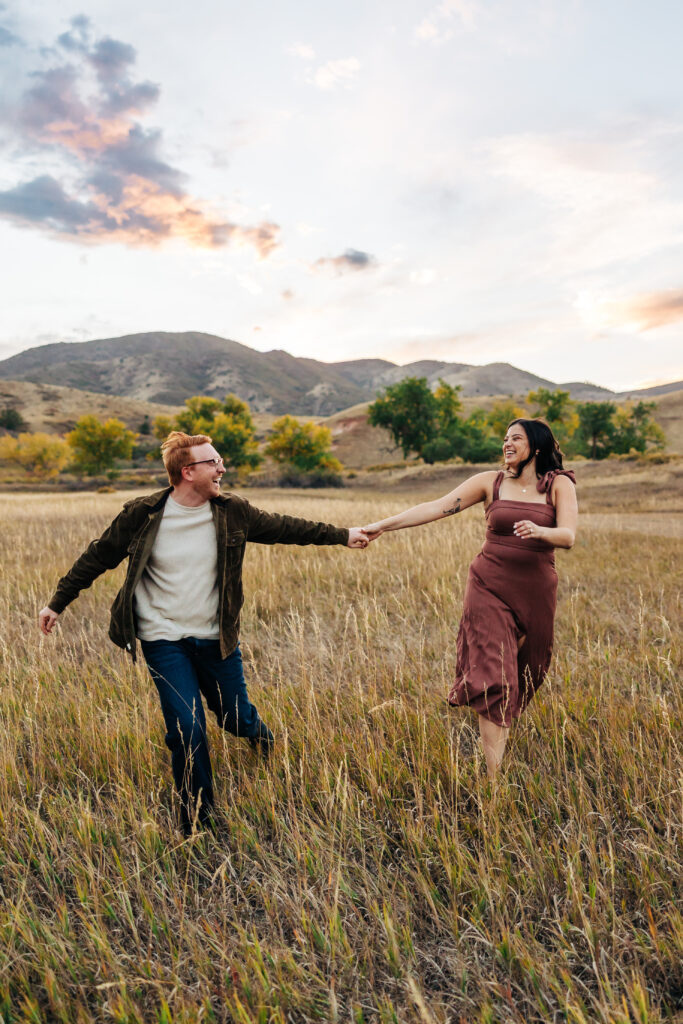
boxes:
[0,486,681,1023]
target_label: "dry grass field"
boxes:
[0,474,681,1023]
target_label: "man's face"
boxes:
[181,442,225,499]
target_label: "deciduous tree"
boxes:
[485,400,527,438]
[0,432,69,479]
[611,401,665,454]
[154,394,262,475]
[368,377,438,458]
[575,402,617,459]
[528,387,572,424]
[527,387,578,446]
[66,416,137,476]
[265,416,342,472]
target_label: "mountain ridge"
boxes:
[0,331,679,416]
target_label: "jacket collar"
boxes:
[140,486,173,509]
[140,486,233,510]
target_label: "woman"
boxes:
[363,419,578,777]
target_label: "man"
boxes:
[39,431,370,835]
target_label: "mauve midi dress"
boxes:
[448,469,576,727]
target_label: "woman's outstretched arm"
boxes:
[362,471,496,540]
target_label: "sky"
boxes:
[1,0,682,392]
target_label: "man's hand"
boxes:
[38,607,60,635]
[347,527,371,549]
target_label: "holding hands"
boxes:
[359,521,385,542]
[347,527,373,548]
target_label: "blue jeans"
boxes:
[140,638,273,832]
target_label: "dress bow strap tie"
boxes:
[536,469,577,494]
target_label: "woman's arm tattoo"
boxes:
[441,497,462,516]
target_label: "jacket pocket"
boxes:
[109,588,128,646]
[226,530,246,562]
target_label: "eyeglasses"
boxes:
[185,457,224,468]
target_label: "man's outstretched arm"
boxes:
[38,503,139,634]
[240,497,370,548]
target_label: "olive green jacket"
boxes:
[48,487,349,661]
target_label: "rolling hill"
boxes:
[0,379,179,435]
[1,331,675,417]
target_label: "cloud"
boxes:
[287,42,315,59]
[0,176,105,230]
[482,124,683,275]
[236,273,263,295]
[314,248,377,274]
[308,57,360,91]
[0,24,19,46]
[410,268,437,285]
[0,5,21,47]
[0,173,279,250]
[415,0,479,42]
[583,289,683,332]
[56,13,90,52]
[0,17,279,255]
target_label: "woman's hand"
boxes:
[513,520,546,540]
[361,522,385,542]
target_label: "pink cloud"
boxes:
[598,289,683,331]
[0,18,279,255]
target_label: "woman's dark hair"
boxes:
[506,419,564,479]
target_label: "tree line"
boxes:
[0,395,341,482]
[0,380,666,482]
[368,378,665,462]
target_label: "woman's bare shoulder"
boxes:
[551,472,577,493]
[464,469,500,485]
[459,469,500,505]
[473,469,500,490]
[550,472,578,505]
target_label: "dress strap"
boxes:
[493,471,505,502]
[537,469,577,504]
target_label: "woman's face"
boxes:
[502,423,531,470]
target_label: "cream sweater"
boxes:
[134,496,220,641]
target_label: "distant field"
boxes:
[0,472,680,1022]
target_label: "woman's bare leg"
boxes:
[478,715,509,778]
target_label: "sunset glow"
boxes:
[0,2,681,391]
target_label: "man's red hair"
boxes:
[161,431,212,485]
